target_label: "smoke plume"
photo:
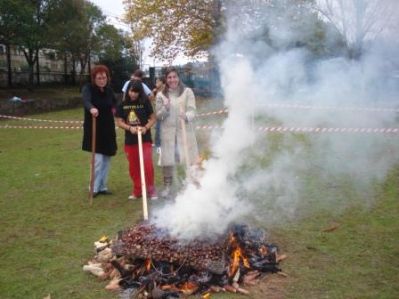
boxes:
[152,0,399,239]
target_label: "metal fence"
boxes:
[0,71,88,88]
[147,65,222,98]
[1,65,222,98]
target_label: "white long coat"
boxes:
[155,87,199,166]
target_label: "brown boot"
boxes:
[161,176,172,198]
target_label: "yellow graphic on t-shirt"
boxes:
[128,110,140,125]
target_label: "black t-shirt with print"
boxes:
[116,99,153,145]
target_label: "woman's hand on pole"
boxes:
[179,111,188,121]
[90,108,99,117]
[162,98,170,110]
[129,126,148,135]
[129,126,138,134]
[137,126,148,134]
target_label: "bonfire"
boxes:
[83,222,286,298]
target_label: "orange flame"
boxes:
[144,258,151,272]
[201,291,211,299]
[259,245,269,257]
[179,281,199,295]
[228,234,250,277]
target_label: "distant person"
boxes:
[115,80,158,200]
[82,65,117,197]
[152,76,166,100]
[121,69,152,100]
[155,67,199,198]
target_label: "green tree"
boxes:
[77,1,105,77]
[0,0,53,87]
[123,0,336,62]
[47,0,83,84]
[15,0,52,87]
[0,0,24,87]
[123,0,223,61]
[95,25,125,62]
[47,0,105,85]
[96,26,140,90]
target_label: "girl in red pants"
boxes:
[116,80,158,200]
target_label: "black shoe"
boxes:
[99,190,112,195]
[93,192,99,198]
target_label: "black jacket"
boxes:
[81,83,117,156]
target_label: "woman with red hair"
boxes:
[82,65,117,197]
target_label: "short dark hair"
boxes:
[133,69,144,79]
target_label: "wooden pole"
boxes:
[180,106,191,176]
[88,115,96,205]
[180,105,201,188]
[137,128,149,220]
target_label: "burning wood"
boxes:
[83,223,284,298]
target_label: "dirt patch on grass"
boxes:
[249,274,289,299]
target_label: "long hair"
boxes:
[154,76,166,96]
[124,80,148,104]
[162,67,185,98]
[90,65,110,84]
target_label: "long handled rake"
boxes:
[88,115,96,205]
[138,128,149,220]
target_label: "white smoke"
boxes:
[152,0,399,239]
[152,59,258,240]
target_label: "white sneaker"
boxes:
[149,193,158,200]
[128,194,139,200]
[157,148,162,166]
[160,187,171,198]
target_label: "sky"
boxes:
[89,0,193,68]
[89,0,125,26]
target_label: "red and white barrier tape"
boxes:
[0,114,83,124]
[258,103,399,113]
[1,124,398,134]
[195,125,223,130]
[256,126,399,134]
[196,103,399,118]
[0,125,82,129]
[196,109,228,117]
[195,125,399,134]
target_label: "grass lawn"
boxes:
[0,107,398,299]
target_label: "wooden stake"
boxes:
[179,105,191,178]
[88,115,96,205]
[138,129,149,220]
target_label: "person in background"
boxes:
[121,69,152,100]
[155,67,199,198]
[115,80,158,200]
[82,65,117,197]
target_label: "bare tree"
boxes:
[314,0,396,59]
